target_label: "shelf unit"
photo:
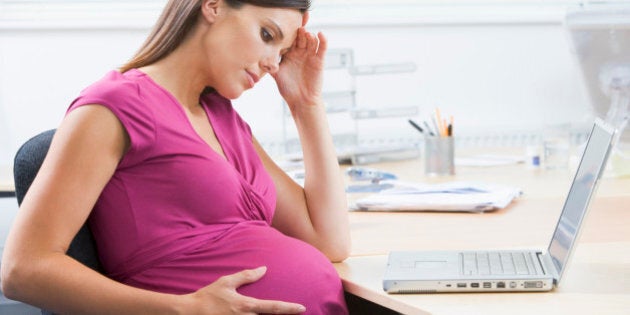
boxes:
[281,48,420,164]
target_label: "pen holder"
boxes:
[424,136,455,176]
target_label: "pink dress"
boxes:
[67,69,348,314]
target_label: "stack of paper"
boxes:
[353,181,522,212]
[455,154,525,167]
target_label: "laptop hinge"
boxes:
[539,252,560,285]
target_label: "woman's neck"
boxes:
[139,45,208,111]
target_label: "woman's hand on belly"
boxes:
[180,266,306,314]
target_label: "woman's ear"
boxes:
[201,0,221,23]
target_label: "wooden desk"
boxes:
[336,159,630,314]
[337,242,630,315]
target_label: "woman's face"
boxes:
[202,1,304,99]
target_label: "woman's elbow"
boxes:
[328,251,350,264]
[1,257,29,300]
[323,239,351,263]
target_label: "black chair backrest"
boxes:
[13,129,103,272]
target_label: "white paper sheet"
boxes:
[353,181,522,212]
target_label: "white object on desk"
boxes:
[455,154,525,167]
[0,165,13,192]
[353,181,522,212]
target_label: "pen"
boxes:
[408,119,425,134]
[431,116,441,137]
[423,121,436,136]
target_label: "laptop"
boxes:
[383,118,616,293]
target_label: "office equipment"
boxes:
[346,167,397,193]
[346,167,398,182]
[424,136,455,176]
[382,119,615,293]
[281,49,420,165]
[566,5,630,176]
[422,121,435,136]
[566,6,630,138]
[408,119,425,135]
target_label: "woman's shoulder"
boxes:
[68,69,157,161]
[68,69,156,138]
[78,70,143,103]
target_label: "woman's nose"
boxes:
[261,54,281,74]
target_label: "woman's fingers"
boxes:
[296,27,307,50]
[240,296,306,314]
[218,266,267,288]
[222,267,306,314]
[305,31,318,54]
[316,32,328,57]
[195,267,306,314]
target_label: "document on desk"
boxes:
[352,181,522,212]
[455,154,525,167]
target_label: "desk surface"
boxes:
[0,165,13,194]
[336,158,630,315]
[337,242,630,315]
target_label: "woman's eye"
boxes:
[260,28,274,42]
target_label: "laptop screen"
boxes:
[547,120,615,281]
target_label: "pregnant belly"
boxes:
[126,221,348,315]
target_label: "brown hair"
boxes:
[119,0,310,73]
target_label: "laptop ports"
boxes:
[497,282,506,288]
[470,283,480,288]
[524,281,543,288]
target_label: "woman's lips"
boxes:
[246,71,259,88]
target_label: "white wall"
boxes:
[0,29,150,165]
[0,2,598,164]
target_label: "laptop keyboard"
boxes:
[461,252,542,276]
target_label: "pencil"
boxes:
[435,108,444,136]
[423,121,435,136]
[431,116,441,137]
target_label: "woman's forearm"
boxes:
[1,252,184,315]
[291,100,351,262]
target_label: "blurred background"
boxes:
[1,0,629,313]
[3,0,628,163]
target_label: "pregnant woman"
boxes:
[1,1,350,314]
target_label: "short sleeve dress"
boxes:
[67,69,348,314]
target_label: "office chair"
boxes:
[13,129,103,315]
